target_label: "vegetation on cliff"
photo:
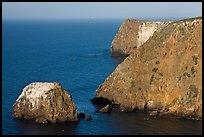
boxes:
[92,17,202,120]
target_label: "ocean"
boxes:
[2,19,202,135]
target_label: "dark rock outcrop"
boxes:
[93,17,202,120]
[13,82,78,124]
[77,112,92,121]
[90,97,111,104]
[78,112,86,119]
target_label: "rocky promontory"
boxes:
[13,82,78,123]
[92,17,202,120]
[110,19,171,56]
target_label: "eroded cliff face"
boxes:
[110,19,171,56]
[93,17,202,120]
[13,82,78,123]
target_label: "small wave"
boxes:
[68,57,77,61]
[87,53,103,56]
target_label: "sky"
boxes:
[2,2,202,20]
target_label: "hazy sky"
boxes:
[2,2,202,20]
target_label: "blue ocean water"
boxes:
[2,19,202,135]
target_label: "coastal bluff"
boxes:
[110,19,171,56]
[13,82,78,124]
[92,17,202,120]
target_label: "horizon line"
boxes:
[3,16,202,21]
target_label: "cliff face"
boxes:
[93,17,202,120]
[110,19,171,56]
[13,82,78,123]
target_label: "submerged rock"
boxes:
[85,115,92,120]
[13,82,78,124]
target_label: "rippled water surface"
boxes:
[2,19,202,135]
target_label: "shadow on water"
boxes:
[11,110,202,135]
[96,111,202,135]
[110,55,127,66]
[13,118,79,135]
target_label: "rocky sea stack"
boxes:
[13,82,78,124]
[92,17,202,120]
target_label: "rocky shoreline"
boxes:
[13,17,202,124]
[92,17,202,120]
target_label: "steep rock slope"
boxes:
[110,19,171,56]
[93,17,202,120]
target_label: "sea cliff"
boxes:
[92,17,202,120]
[110,19,171,56]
